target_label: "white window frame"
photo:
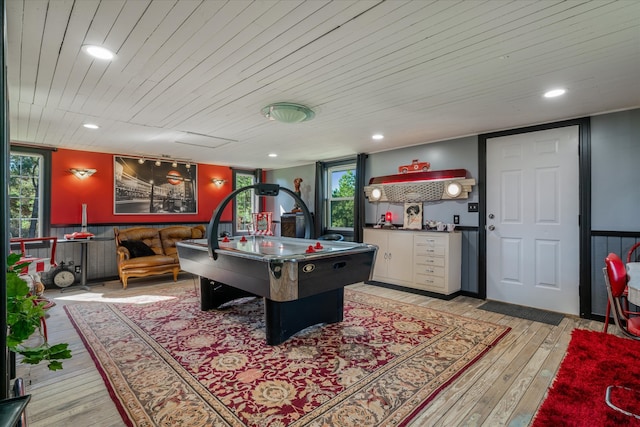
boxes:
[9,150,45,238]
[234,171,257,233]
[325,162,356,232]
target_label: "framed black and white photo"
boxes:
[403,202,423,230]
[114,156,197,214]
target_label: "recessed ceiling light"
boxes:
[544,88,566,98]
[268,153,278,158]
[372,134,384,140]
[83,123,99,129]
[83,45,115,60]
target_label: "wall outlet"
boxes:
[468,202,479,212]
[75,265,81,274]
[453,215,460,224]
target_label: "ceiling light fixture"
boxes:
[83,123,99,129]
[268,153,278,158]
[261,102,315,123]
[544,88,566,98]
[83,45,115,60]
[372,134,384,140]
[155,160,162,167]
[172,161,178,168]
[138,158,145,164]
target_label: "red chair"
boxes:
[603,252,640,339]
[9,236,59,340]
[603,242,640,333]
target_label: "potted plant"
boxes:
[6,253,71,370]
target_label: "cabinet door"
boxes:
[363,229,388,279]
[386,232,414,284]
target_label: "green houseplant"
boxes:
[6,253,71,370]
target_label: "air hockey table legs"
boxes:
[264,288,344,345]
[199,276,255,310]
[199,277,344,345]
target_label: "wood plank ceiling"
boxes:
[6,0,640,169]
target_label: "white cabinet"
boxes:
[363,228,413,286]
[364,228,462,295]
[413,233,461,294]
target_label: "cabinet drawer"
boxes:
[414,256,446,267]
[414,273,446,289]
[414,234,447,246]
[414,264,445,277]
[414,246,446,257]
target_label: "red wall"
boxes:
[51,148,233,225]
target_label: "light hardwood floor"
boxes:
[14,274,609,427]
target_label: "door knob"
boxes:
[488,225,495,231]
[488,213,495,219]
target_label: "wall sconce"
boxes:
[211,178,227,186]
[69,168,97,179]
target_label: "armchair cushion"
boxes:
[120,240,155,258]
[159,225,206,261]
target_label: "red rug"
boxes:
[65,286,509,426]
[532,329,640,426]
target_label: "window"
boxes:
[326,163,356,231]
[234,171,256,233]
[9,151,45,238]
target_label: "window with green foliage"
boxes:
[327,164,356,230]
[9,152,44,238]
[235,172,256,232]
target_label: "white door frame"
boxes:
[478,118,591,317]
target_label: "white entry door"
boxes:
[486,126,580,315]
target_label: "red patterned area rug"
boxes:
[532,329,640,426]
[65,287,510,426]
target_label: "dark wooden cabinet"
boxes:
[281,213,305,238]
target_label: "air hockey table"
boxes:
[176,183,377,345]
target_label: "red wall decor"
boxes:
[51,148,233,225]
